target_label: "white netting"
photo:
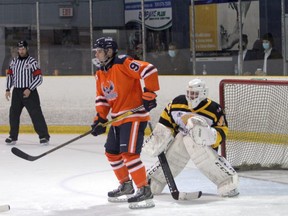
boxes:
[220,79,288,170]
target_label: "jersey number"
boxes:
[129,62,140,72]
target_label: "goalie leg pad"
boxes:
[147,160,166,194]
[142,123,174,157]
[147,133,190,194]
[217,174,239,197]
[183,135,238,196]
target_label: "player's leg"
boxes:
[7,89,24,144]
[105,126,134,202]
[24,89,50,144]
[117,121,154,206]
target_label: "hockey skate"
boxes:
[5,137,16,145]
[221,188,239,198]
[107,180,135,202]
[128,185,155,209]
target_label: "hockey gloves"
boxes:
[142,87,157,112]
[186,116,217,146]
[91,114,108,136]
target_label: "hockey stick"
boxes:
[11,105,144,161]
[0,205,10,212]
[146,123,202,200]
[11,130,92,161]
[157,152,202,200]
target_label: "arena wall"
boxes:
[0,76,286,133]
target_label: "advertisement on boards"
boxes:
[124,0,172,30]
[124,0,172,57]
[191,1,259,54]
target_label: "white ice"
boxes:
[1,134,288,216]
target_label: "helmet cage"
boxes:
[186,79,208,109]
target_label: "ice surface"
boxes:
[1,134,288,216]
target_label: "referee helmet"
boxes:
[17,40,28,49]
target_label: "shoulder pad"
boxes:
[114,55,128,64]
[208,100,224,114]
[172,95,188,105]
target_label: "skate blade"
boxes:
[129,199,155,209]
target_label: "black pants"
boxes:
[9,88,50,140]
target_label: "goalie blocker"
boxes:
[144,118,239,197]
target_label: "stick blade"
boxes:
[178,191,202,200]
[11,147,37,161]
[0,205,10,212]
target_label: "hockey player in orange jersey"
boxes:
[90,37,160,209]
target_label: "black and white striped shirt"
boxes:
[6,55,43,91]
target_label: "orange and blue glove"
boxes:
[142,87,157,112]
[91,114,108,136]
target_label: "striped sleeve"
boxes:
[122,58,159,92]
[6,73,13,90]
[94,73,110,120]
[140,63,158,79]
[6,60,14,90]
[94,96,110,121]
[139,63,159,92]
[29,74,43,91]
[29,58,43,91]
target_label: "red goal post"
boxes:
[219,79,288,170]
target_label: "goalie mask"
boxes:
[93,37,118,67]
[186,79,208,109]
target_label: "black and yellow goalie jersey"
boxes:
[158,95,228,149]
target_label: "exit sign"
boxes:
[59,7,73,17]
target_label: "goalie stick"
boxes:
[11,105,144,161]
[147,123,202,200]
[0,205,10,212]
[158,152,202,200]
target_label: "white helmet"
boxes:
[186,79,208,109]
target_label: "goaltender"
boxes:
[143,78,239,197]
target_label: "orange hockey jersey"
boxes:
[94,55,160,126]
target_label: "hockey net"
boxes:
[219,79,288,171]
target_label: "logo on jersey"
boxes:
[101,80,117,100]
[24,64,30,70]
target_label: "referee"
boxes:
[5,40,50,145]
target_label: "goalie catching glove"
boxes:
[142,87,157,112]
[186,116,217,146]
[91,114,108,136]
